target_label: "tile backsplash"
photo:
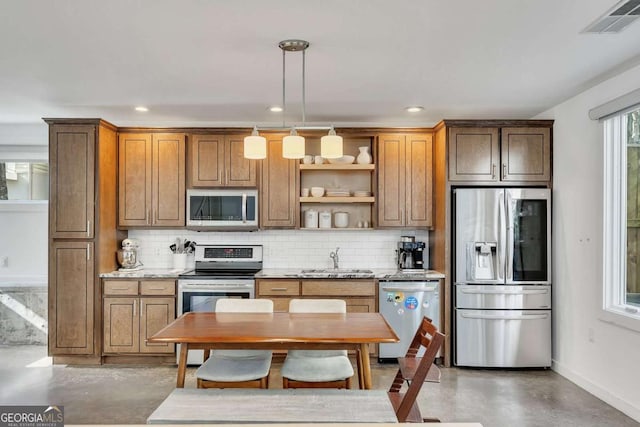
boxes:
[128,229,430,270]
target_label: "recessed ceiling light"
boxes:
[269,106,284,112]
[135,106,149,112]
[405,106,424,113]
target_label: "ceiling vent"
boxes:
[583,0,640,33]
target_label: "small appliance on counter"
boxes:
[116,238,143,271]
[396,236,426,270]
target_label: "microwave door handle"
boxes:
[242,193,247,223]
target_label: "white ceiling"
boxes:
[1,0,640,127]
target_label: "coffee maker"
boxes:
[396,236,425,271]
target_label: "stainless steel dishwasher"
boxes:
[378,279,440,361]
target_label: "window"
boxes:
[603,107,640,321]
[0,162,49,201]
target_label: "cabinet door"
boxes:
[378,134,406,227]
[152,133,186,226]
[103,297,138,353]
[49,241,94,355]
[501,127,551,182]
[405,134,433,227]
[448,127,499,182]
[119,133,152,226]
[226,135,257,187]
[49,125,95,238]
[345,298,376,313]
[260,134,298,228]
[139,297,175,353]
[188,134,224,187]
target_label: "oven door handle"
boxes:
[242,193,247,223]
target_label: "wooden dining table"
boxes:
[147,311,399,389]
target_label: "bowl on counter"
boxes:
[327,155,355,164]
[310,187,325,197]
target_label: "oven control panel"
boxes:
[205,247,253,259]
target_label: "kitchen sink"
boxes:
[299,269,374,278]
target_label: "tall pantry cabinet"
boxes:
[46,119,123,364]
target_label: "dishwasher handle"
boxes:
[381,285,438,292]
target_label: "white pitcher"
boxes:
[356,146,372,164]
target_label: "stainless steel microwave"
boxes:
[186,189,259,230]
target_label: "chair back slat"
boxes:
[391,316,445,423]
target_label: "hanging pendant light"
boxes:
[244,39,343,160]
[283,128,305,159]
[321,126,343,159]
[243,126,267,159]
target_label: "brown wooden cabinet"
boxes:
[260,134,298,228]
[448,126,551,182]
[103,279,176,354]
[46,119,120,363]
[49,125,95,238]
[187,134,257,187]
[377,133,433,228]
[256,279,376,314]
[49,241,95,355]
[118,133,185,227]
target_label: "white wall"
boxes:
[0,123,48,286]
[0,204,48,286]
[129,229,429,270]
[537,64,640,421]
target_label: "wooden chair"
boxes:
[196,298,273,389]
[387,316,445,423]
[281,299,354,389]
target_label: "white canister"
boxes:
[334,211,349,228]
[319,211,332,228]
[304,209,319,228]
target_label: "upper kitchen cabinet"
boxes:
[49,124,95,238]
[448,125,551,183]
[187,134,257,188]
[118,133,186,227]
[260,133,299,228]
[377,133,433,228]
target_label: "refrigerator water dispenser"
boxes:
[467,242,497,280]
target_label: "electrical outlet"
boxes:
[154,247,161,256]
[588,327,595,343]
[1,256,8,268]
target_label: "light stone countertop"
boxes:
[99,268,193,278]
[254,268,445,280]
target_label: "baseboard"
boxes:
[552,359,640,422]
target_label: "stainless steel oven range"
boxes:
[177,244,263,365]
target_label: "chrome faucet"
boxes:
[329,247,340,269]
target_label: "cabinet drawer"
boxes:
[257,280,300,296]
[140,280,176,296]
[301,280,376,296]
[104,280,138,295]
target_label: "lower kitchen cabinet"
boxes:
[256,279,377,313]
[102,279,176,354]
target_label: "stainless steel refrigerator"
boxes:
[454,188,551,367]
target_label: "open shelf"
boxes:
[300,196,375,203]
[299,164,375,171]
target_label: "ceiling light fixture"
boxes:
[243,39,343,160]
[405,106,424,113]
[135,106,149,112]
[269,106,283,112]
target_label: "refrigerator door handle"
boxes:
[506,191,514,281]
[460,312,549,321]
[460,289,548,295]
[497,190,506,282]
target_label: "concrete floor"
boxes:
[1,345,637,426]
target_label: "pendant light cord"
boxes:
[302,48,306,125]
[282,47,286,128]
